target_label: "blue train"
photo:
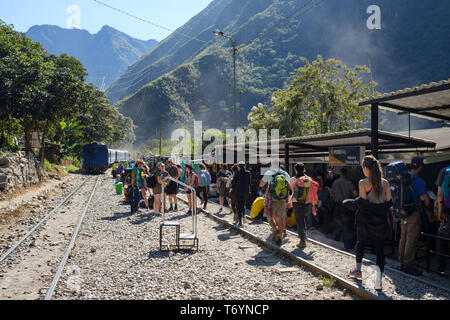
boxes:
[82,143,130,173]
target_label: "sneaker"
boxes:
[203,205,207,210]
[233,215,238,224]
[174,205,178,212]
[272,231,280,241]
[168,206,173,212]
[349,268,362,280]
[296,239,306,248]
[155,212,162,217]
[374,278,382,291]
[404,266,423,276]
[187,210,192,215]
[275,234,282,246]
[164,209,169,213]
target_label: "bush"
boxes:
[43,158,53,172]
[72,158,81,168]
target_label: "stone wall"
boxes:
[0,151,46,200]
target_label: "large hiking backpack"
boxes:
[270,172,289,201]
[441,166,450,208]
[385,161,417,219]
[147,174,157,189]
[122,168,133,186]
[198,171,207,188]
[294,177,311,203]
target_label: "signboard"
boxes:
[329,146,365,167]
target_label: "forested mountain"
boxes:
[27,25,158,88]
[106,0,450,143]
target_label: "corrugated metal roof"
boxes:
[218,129,436,152]
[359,79,450,123]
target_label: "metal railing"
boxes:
[418,231,450,273]
[162,176,198,236]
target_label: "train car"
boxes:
[108,149,116,166]
[115,150,129,163]
[82,143,109,174]
[82,143,130,173]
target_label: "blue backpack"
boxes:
[385,161,417,219]
[198,171,207,188]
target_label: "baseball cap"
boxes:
[411,156,424,169]
[238,161,245,165]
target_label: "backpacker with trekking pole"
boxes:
[385,161,418,219]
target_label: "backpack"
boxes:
[385,161,417,219]
[122,168,133,185]
[147,174,157,189]
[441,166,450,208]
[270,172,289,201]
[192,173,199,189]
[294,177,311,203]
[198,171,207,188]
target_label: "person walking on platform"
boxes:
[130,160,144,214]
[229,165,239,222]
[259,159,292,246]
[232,161,251,227]
[398,157,430,276]
[289,163,312,248]
[331,168,357,247]
[197,164,211,210]
[184,164,197,215]
[349,156,392,291]
[217,166,231,212]
[152,162,167,216]
[166,158,179,212]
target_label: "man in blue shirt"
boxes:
[399,157,430,276]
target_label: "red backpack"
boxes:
[191,173,199,189]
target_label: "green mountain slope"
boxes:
[108,0,450,143]
[27,25,158,88]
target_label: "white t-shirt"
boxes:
[262,168,291,185]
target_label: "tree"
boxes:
[0,21,90,153]
[248,55,377,137]
[77,85,135,147]
[0,21,52,150]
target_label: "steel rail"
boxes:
[44,175,101,300]
[206,198,450,294]
[0,177,90,264]
[245,213,450,294]
[176,194,380,300]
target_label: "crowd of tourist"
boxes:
[114,154,449,290]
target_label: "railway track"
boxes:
[177,194,450,300]
[0,175,100,300]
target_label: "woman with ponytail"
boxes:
[349,155,392,290]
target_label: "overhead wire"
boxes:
[91,0,208,44]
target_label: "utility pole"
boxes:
[213,30,238,131]
[159,114,163,156]
[232,40,237,131]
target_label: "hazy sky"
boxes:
[0,0,214,41]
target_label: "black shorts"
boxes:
[167,181,178,195]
